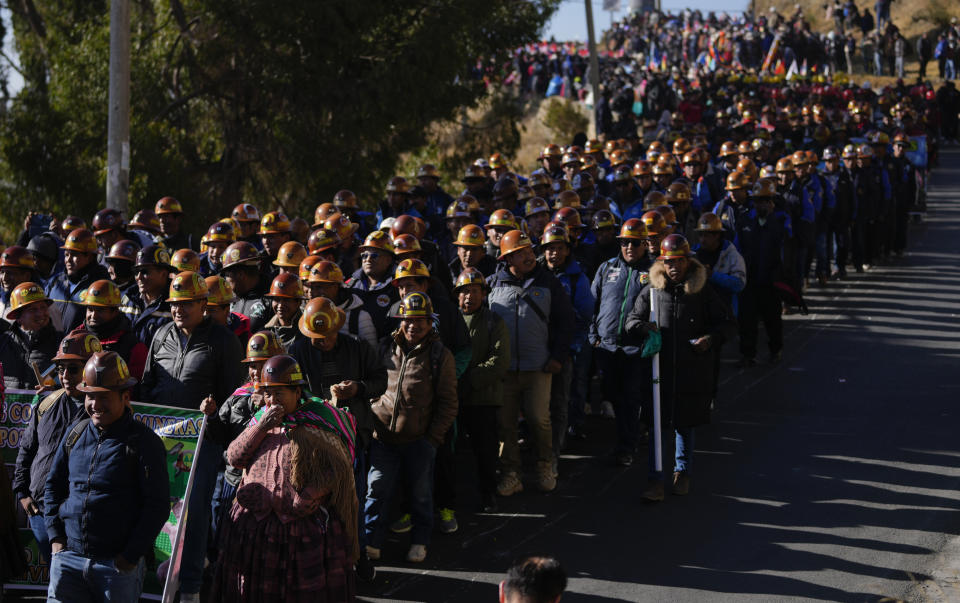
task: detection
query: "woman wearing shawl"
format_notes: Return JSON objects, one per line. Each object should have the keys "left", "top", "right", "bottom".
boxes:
{"left": 212, "top": 354, "right": 358, "bottom": 602}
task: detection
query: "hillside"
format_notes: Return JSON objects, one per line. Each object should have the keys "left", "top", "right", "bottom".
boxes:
{"left": 754, "top": 0, "right": 959, "bottom": 41}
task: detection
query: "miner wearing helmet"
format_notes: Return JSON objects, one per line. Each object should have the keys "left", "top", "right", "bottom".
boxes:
{"left": 72, "top": 279, "right": 147, "bottom": 379}
{"left": 347, "top": 230, "right": 400, "bottom": 339}
{"left": 735, "top": 181, "right": 791, "bottom": 369}
{"left": 43, "top": 351, "right": 169, "bottom": 600}
{"left": 538, "top": 224, "right": 595, "bottom": 459}
{"left": 851, "top": 142, "right": 889, "bottom": 271}
{"left": 46, "top": 229, "right": 111, "bottom": 332}
{"left": 711, "top": 170, "right": 751, "bottom": 238}
{"left": 0, "top": 245, "right": 41, "bottom": 324}
{"left": 220, "top": 241, "right": 273, "bottom": 333}
{"left": 693, "top": 213, "right": 747, "bottom": 311}
{"left": 0, "top": 282, "right": 60, "bottom": 389}
{"left": 141, "top": 271, "right": 243, "bottom": 601}
{"left": 587, "top": 218, "right": 652, "bottom": 459}
{"left": 131, "top": 245, "right": 175, "bottom": 346}
{"left": 288, "top": 296, "right": 387, "bottom": 577}
{"left": 453, "top": 267, "right": 509, "bottom": 513}
{"left": 13, "top": 331, "right": 103, "bottom": 562}
{"left": 488, "top": 230, "right": 576, "bottom": 496}
{"left": 625, "top": 234, "right": 736, "bottom": 502}
{"left": 155, "top": 196, "right": 198, "bottom": 251}
{"left": 365, "top": 292, "right": 458, "bottom": 564}
{"left": 821, "top": 146, "right": 855, "bottom": 279}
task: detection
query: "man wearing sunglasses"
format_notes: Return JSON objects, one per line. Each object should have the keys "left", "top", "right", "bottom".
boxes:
{"left": 587, "top": 219, "right": 653, "bottom": 466}
{"left": 348, "top": 230, "right": 399, "bottom": 339}
{"left": 13, "top": 331, "right": 102, "bottom": 563}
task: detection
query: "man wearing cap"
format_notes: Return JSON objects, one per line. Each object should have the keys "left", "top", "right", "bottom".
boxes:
{"left": 488, "top": 230, "right": 575, "bottom": 495}
{"left": 0, "top": 282, "right": 61, "bottom": 389}
{"left": 198, "top": 221, "right": 236, "bottom": 276}
{"left": 71, "top": 279, "right": 148, "bottom": 380}
{"left": 348, "top": 230, "right": 400, "bottom": 339}
{"left": 0, "top": 245, "right": 41, "bottom": 325}
{"left": 258, "top": 211, "right": 293, "bottom": 264}
{"left": 821, "top": 146, "right": 855, "bottom": 278}
{"left": 588, "top": 219, "right": 653, "bottom": 463}
{"left": 141, "top": 271, "right": 242, "bottom": 602}
{"left": 27, "top": 232, "right": 64, "bottom": 284}
{"left": 447, "top": 224, "right": 497, "bottom": 283}
{"left": 626, "top": 234, "right": 736, "bottom": 501}
{"left": 43, "top": 351, "right": 169, "bottom": 602}
{"left": 416, "top": 164, "right": 454, "bottom": 238}
{"left": 693, "top": 214, "right": 747, "bottom": 312}
{"left": 91, "top": 208, "right": 153, "bottom": 257}
{"left": 155, "top": 196, "right": 198, "bottom": 251}
{"left": 46, "top": 229, "right": 111, "bottom": 332}
{"left": 104, "top": 240, "right": 140, "bottom": 307}
{"left": 14, "top": 332, "right": 102, "bottom": 562}
{"left": 131, "top": 245, "right": 174, "bottom": 346}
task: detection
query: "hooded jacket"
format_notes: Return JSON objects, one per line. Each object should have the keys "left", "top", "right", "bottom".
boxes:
{"left": 625, "top": 259, "right": 736, "bottom": 427}
{"left": 371, "top": 331, "right": 458, "bottom": 447}
{"left": 487, "top": 263, "right": 576, "bottom": 372}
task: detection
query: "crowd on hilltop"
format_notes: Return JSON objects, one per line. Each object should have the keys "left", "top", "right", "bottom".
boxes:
{"left": 0, "top": 5, "right": 958, "bottom": 602}
{"left": 494, "top": 5, "right": 960, "bottom": 107}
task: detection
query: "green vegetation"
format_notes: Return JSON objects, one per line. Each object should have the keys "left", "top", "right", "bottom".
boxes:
{"left": 0, "top": 0, "right": 559, "bottom": 238}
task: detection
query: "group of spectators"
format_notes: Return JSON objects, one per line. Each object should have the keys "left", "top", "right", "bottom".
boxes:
{"left": 0, "top": 7, "right": 953, "bottom": 603}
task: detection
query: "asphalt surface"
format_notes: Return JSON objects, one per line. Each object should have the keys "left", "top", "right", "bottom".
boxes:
{"left": 359, "top": 149, "right": 960, "bottom": 603}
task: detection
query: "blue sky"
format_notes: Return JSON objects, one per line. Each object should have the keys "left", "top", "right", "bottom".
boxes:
{"left": 545, "top": 0, "right": 748, "bottom": 42}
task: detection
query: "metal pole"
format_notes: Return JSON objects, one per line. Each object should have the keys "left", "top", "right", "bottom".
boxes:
{"left": 106, "top": 0, "right": 130, "bottom": 217}
{"left": 584, "top": 0, "right": 602, "bottom": 138}
{"left": 650, "top": 289, "right": 662, "bottom": 472}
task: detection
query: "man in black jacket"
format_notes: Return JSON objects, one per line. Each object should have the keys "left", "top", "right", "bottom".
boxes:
{"left": 291, "top": 296, "right": 387, "bottom": 580}
{"left": 141, "top": 271, "right": 242, "bottom": 602}
{"left": 14, "top": 331, "right": 102, "bottom": 562}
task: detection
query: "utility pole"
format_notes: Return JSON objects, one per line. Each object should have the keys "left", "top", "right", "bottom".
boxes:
{"left": 585, "top": 0, "right": 602, "bottom": 138}
{"left": 106, "top": 0, "right": 130, "bottom": 216}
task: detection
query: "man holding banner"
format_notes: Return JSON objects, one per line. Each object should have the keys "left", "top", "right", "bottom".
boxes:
{"left": 43, "top": 351, "right": 169, "bottom": 602}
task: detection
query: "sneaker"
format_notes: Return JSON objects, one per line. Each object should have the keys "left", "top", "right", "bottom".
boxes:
{"left": 356, "top": 553, "right": 376, "bottom": 582}
{"left": 406, "top": 544, "right": 427, "bottom": 563}
{"left": 438, "top": 508, "right": 458, "bottom": 534}
{"left": 365, "top": 545, "right": 381, "bottom": 561}
{"left": 497, "top": 472, "right": 523, "bottom": 497}
{"left": 641, "top": 480, "right": 664, "bottom": 502}
{"left": 672, "top": 471, "right": 690, "bottom": 496}
{"left": 600, "top": 401, "right": 616, "bottom": 418}
{"left": 390, "top": 513, "right": 412, "bottom": 534}
{"left": 537, "top": 471, "right": 557, "bottom": 492}
{"left": 180, "top": 594, "right": 200, "bottom": 603}
{"left": 736, "top": 356, "right": 756, "bottom": 368}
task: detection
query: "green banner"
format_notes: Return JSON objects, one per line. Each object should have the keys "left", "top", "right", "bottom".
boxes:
{"left": 2, "top": 389, "right": 204, "bottom": 599}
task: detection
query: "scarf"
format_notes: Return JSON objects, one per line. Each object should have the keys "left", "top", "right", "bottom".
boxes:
{"left": 251, "top": 396, "right": 357, "bottom": 463}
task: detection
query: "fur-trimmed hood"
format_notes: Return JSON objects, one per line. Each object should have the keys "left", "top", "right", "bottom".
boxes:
{"left": 649, "top": 258, "right": 708, "bottom": 295}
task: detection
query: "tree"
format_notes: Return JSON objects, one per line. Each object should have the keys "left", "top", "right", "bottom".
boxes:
{"left": 0, "top": 0, "right": 559, "bottom": 239}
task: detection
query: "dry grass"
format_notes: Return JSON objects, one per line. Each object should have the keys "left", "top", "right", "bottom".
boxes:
{"left": 754, "top": 0, "right": 960, "bottom": 41}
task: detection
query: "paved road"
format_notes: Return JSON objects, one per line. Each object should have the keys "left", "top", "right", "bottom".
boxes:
{"left": 359, "top": 149, "right": 960, "bottom": 603}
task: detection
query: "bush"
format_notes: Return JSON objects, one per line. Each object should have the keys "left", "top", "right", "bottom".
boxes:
{"left": 541, "top": 98, "right": 589, "bottom": 146}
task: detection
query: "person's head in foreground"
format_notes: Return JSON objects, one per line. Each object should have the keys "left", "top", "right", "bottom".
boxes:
{"left": 499, "top": 556, "right": 567, "bottom": 603}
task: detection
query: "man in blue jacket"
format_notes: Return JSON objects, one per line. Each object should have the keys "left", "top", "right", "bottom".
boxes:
{"left": 588, "top": 219, "right": 652, "bottom": 466}
{"left": 489, "top": 230, "right": 575, "bottom": 495}
{"left": 538, "top": 224, "right": 595, "bottom": 464}
{"left": 44, "top": 351, "right": 169, "bottom": 602}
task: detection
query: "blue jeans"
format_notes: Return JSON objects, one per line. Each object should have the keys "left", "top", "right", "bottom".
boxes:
{"left": 28, "top": 512, "right": 52, "bottom": 564}
{"left": 647, "top": 426, "right": 695, "bottom": 481}
{"left": 364, "top": 438, "right": 436, "bottom": 548}
{"left": 47, "top": 549, "right": 145, "bottom": 603}
{"left": 180, "top": 438, "right": 223, "bottom": 595}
